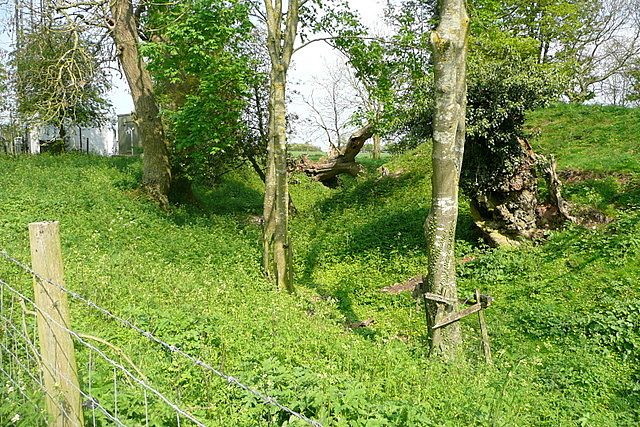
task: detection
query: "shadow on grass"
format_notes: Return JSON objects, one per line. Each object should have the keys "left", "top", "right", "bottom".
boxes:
{"left": 615, "top": 178, "right": 640, "bottom": 207}
{"left": 331, "top": 289, "right": 379, "bottom": 341}
{"left": 194, "top": 178, "right": 264, "bottom": 216}
{"left": 107, "top": 156, "right": 144, "bottom": 193}
{"left": 312, "top": 173, "right": 425, "bottom": 221}
{"left": 295, "top": 167, "right": 480, "bottom": 339}
{"left": 296, "top": 174, "right": 427, "bottom": 285}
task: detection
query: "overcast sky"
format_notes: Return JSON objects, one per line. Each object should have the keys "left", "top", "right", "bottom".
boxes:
{"left": 110, "top": 0, "right": 387, "bottom": 147}
{"left": 0, "top": 0, "right": 386, "bottom": 146}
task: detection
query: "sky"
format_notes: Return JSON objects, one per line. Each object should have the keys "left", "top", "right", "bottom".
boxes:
{"left": 0, "top": 0, "right": 387, "bottom": 147}
{"left": 108, "top": 0, "right": 387, "bottom": 146}
{"left": 287, "top": 0, "right": 387, "bottom": 146}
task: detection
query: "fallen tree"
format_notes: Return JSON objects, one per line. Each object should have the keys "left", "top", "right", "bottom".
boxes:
{"left": 296, "top": 123, "right": 375, "bottom": 185}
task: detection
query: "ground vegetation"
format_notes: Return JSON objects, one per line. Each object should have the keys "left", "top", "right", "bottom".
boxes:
{"left": 1, "top": 103, "right": 638, "bottom": 425}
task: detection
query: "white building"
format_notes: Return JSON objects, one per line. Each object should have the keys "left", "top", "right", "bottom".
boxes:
{"left": 29, "top": 121, "right": 117, "bottom": 156}
{"left": 2, "top": 114, "right": 139, "bottom": 156}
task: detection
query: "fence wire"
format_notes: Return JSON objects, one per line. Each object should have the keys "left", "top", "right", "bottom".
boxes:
{"left": 0, "top": 249, "right": 323, "bottom": 427}
{"left": 1, "top": 300, "right": 146, "bottom": 427}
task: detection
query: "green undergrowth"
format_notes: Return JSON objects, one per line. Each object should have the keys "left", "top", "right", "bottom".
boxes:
{"left": 527, "top": 103, "right": 640, "bottom": 216}
{"left": 1, "top": 103, "right": 639, "bottom": 426}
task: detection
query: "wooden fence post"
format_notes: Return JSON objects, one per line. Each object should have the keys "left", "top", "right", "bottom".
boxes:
{"left": 29, "top": 221, "right": 84, "bottom": 427}
{"left": 475, "top": 289, "right": 492, "bottom": 365}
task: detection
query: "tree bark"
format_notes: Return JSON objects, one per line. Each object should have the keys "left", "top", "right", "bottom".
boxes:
{"left": 372, "top": 133, "right": 381, "bottom": 159}
{"left": 414, "top": 0, "right": 469, "bottom": 359}
{"left": 262, "top": 0, "right": 299, "bottom": 292}
{"left": 469, "top": 138, "right": 539, "bottom": 246}
{"left": 468, "top": 140, "right": 576, "bottom": 247}
{"left": 109, "top": 0, "right": 171, "bottom": 210}
{"left": 297, "top": 123, "right": 374, "bottom": 185}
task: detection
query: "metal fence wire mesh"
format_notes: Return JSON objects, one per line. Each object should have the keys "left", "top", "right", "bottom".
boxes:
{"left": 0, "top": 249, "right": 322, "bottom": 426}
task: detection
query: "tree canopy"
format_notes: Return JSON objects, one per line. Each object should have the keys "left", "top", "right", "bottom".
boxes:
{"left": 141, "top": 0, "right": 258, "bottom": 183}
{"left": 11, "top": 24, "right": 110, "bottom": 131}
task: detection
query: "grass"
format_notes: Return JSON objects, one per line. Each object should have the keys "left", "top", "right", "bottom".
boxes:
{"left": 1, "top": 103, "right": 639, "bottom": 425}
{"left": 527, "top": 103, "right": 640, "bottom": 215}
{"left": 526, "top": 103, "right": 640, "bottom": 174}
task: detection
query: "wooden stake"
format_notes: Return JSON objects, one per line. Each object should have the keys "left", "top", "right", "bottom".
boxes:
{"left": 29, "top": 221, "right": 84, "bottom": 427}
{"left": 476, "top": 289, "right": 493, "bottom": 365}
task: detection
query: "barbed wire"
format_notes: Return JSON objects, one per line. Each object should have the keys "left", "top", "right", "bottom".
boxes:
{"left": 0, "top": 308, "right": 130, "bottom": 427}
{"left": 0, "top": 249, "right": 324, "bottom": 426}
{"left": 0, "top": 276, "right": 204, "bottom": 426}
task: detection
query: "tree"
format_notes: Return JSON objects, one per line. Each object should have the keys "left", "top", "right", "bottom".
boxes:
{"left": 41, "top": 0, "right": 172, "bottom": 207}
{"left": 491, "top": 0, "right": 640, "bottom": 103}
{"left": 411, "top": 0, "right": 468, "bottom": 358}
{"left": 296, "top": 122, "right": 374, "bottom": 184}
{"left": 106, "top": 0, "right": 172, "bottom": 209}
{"left": 384, "top": 0, "right": 572, "bottom": 246}
{"left": 340, "top": 57, "right": 386, "bottom": 159}
{"left": 301, "top": 59, "right": 357, "bottom": 156}
{"left": 461, "top": 57, "right": 565, "bottom": 245}
{"left": 259, "top": 0, "right": 363, "bottom": 288}
{"left": 11, "top": 23, "right": 110, "bottom": 151}
{"left": 261, "top": 0, "right": 302, "bottom": 292}
{"left": 295, "top": 61, "right": 381, "bottom": 183}
{"left": 141, "top": 0, "right": 257, "bottom": 192}
{"left": 626, "top": 61, "right": 640, "bottom": 104}
{"left": 294, "top": 9, "right": 400, "bottom": 182}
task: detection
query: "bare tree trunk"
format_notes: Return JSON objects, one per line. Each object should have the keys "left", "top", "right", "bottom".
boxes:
{"left": 109, "top": 0, "right": 171, "bottom": 210}
{"left": 58, "top": 122, "right": 67, "bottom": 153}
{"left": 415, "top": 0, "right": 469, "bottom": 358}
{"left": 469, "top": 139, "right": 539, "bottom": 246}
{"left": 263, "top": 129, "right": 277, "bottom": 278}
{"left": 262, "top": 0, "right": 299, "bottom": 292}
{"left": 270, "top": 65, "right": 293, "bottom": 290}
{"left": 372, "top": 133, "right": 381, "bottom": 159}
{"left": 468, "top": 140, "right": 577, "bottom": 247}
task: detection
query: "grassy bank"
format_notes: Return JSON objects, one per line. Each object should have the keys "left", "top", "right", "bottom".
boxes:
{"left": 1, "top": 103, "right": 639, "bottom": 425}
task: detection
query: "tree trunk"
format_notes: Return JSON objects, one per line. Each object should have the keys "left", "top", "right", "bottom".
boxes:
{"left": 296, "top": 123, "right": 374, "bottom": 185}
{"left": 372, "top": 133, "right": 381, "bottom": 159}
{"left": 468, "top": 140, "right": 576, "bottom": 247}
{"left": 469, "top": 138, "right": 539, "bottom": 246}
{"left": 109, "top": 0, "right": 171, "bottom": 210}
{"left": 262, "top": 0, "right": 299, "bottom": 292}
{"left": 414, "top": 0, "right": 469, "bottom": 359}
{"left": 58, "top": 122, "right": 67, "bottom": 153}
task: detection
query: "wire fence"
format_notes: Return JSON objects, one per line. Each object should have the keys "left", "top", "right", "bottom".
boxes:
{"left": 0, "top": 247, "right": 323, "bottom": 427}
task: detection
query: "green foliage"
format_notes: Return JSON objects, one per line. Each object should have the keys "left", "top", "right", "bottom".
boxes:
{"left": 472, "top": 0, "right": 638, "bottom": 102}
{"left": 380, "top": 0, "right": 565, "bottom": 197}
{"left": 461, "top": 56, "right": 563, "bottom": 195}
{"left": 628, "top": 62, "right": 640, "bottom": 103}
{"left": 1, "top": 104, "right": 640, "bottom": 424}
{"left": 141, "top": 0, "right": 257, "bottom": 182}
{"left": 326, "top": 1, "right": 431, "bottom": 133}
{"left": 0, "top": 379, "right": 47, "bottom": 425}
